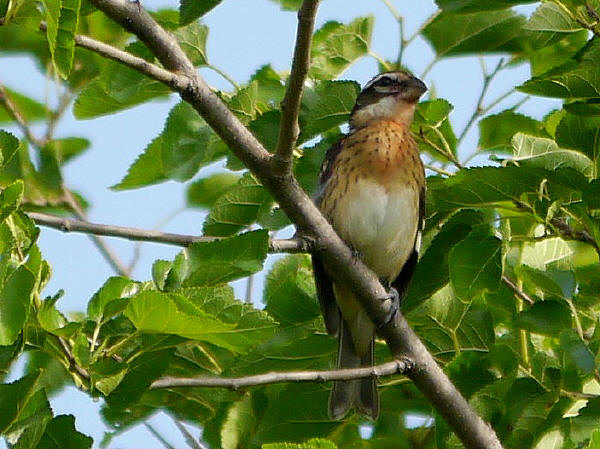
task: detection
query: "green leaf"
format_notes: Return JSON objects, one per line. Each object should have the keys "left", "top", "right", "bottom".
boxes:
{"left": 74, "top": 42, "right": 170, "bottom": 119}
{"left": 423, "top": 9, "right": 526, "bottom": 57}
{"left": 0, "top": 88, "right": 48, "bottom": 124}
{"left": 309, "top": 17, "right": 373, "bottom": 80}
{"left": 0, "top": 265, "right": 35, "bottom": 345}
{"left": 249, "top": 110, "right": 281, "bottom": 151}
{"left": 114, "top": 102, "right": 227, "bottom": 189}
{"left": 413, "top": 99, "right": 457, "bottom": 160}
{"left": 267, "top": 0, "right": 303, "bottom": 10}
{"left": 404, "top": 210, "right": 485, "bottom": 312}
{"left": 585, "top": 429, "right": 600, "bottom": 449}
{"left": 124, "top": 290, "right": 237, "bottom": 344}
{"left": 174, "top": 21, "right": 208, "bottom": 65}
{"left": 44, "top": 137, "right": 90, "bottom": 164}
{"left": 264, "top": 254, "right": 318, "bottom": 325}
{"left": 560, "top": 329, "right": 595, "bottom": 376}
{"left": 0, "top": 373, "right": 52, "bottom": 443}
{"left": 518, "top": 38, "right": 600, "bottom": 99}
{"left": 179, "top": 0, "right": 221, "bottom": 25}
{"left": 510, "top": 133, "right": 593, "bottom": 177}
{"left": 449, "top": 225, "right": 502, "bottom": 300}
{"left": 87, "top": 276, "right": 142, "bottom": 322}
{"left": 555, "top": 112, "right": 600, "bottom": 175}
{"left": 112, "top": 137, "right": 167, "bottom": 190}
{"left": 263, "top": 438, "right": 338, "bottom": 449}
{"left": 295, "top": 131, "right": 342, "bottom": 196}
{"left": 299, "top": 80, "right": 360, "bottom": 141}
{"left": 168, "top": 230, "right": 269, "bottom": 287}
{"left": 203, "top": 174, "right": 272, "bottom": 237}
{"left": 177, "top": 285, "right": 277, "bottom": 351}
{"left": 524, "top": 2, "right": 581, "bottom": 33}
{"left": 478, "top": 111, "right": 544, "bottom": 152}
{"left": 222, "top": 395, "right": 256, "bottom": 449}
{"left": 528, "top": 31, "right": 589, "bottom": 77}
{"left": 430, "top": 166, "right": 587, "bottom": 214}
{"left": 0, "top": 130, "right": 19, "bottom": 168}
{"left": 0, "top": 180, "right": 24, "bottom": 221}
{"left": 514, "top": 265, "right": 565, "bottom": 298}
{"left": 435, "top": 0, "right": 537, "bottom": 12}
{"left": 35, "top": 415, "right": 92, "bottom": 449}
{"left": 514, "top": 300, "right": 571, "bottom": 335}
{"left": 569, "top": 398, "right": 600, "bottom": 446}
{"left": 43, "top": 0, "right": 81, "bottom": 79}
{"left": 187, "top": 173, "right": 241, "bottom": 208}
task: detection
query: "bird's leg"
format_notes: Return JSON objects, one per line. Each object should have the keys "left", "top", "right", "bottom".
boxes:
{"left": 375, "top": 284, "right": 400, "bottom": 329}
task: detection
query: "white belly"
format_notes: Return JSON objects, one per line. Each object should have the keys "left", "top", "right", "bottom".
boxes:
{"left": 330, "top": 179, "right": 418, "bottom": 282}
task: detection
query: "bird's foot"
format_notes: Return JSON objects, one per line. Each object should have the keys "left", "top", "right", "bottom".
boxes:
{"left": 376, "top": 287, "right": 399, "bottom": 329}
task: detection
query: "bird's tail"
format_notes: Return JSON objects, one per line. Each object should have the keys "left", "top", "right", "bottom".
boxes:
{"left": 329, "top": 319, "right": 379, "bottom": 420}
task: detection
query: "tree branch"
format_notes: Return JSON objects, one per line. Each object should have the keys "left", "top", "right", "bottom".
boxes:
{"left": 27, "top": 211, "right": 309, "bottom": 253}
{"left": 151, "top": 359, "right": 411, "bottom": 390}
{"left": 272, "top": 0, "right": 319, "bottom": 174}
{"left": 85, "top": 2, "right": 504, "bottom": 447}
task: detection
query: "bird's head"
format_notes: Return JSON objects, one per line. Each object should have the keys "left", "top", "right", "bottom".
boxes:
{"left": 349, "top": 71, "right": 427, "bottom": 129}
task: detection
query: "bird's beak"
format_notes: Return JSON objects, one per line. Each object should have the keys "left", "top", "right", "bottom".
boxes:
{"left": 405, "top": 77, "right": 427, "bottom": 102}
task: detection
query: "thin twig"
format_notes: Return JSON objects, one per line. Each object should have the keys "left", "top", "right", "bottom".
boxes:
{"left": 424, "top": 163, "right": 453, "bottom": 177}
{"left": 457, "top": 58, "right": 505, "bottom": 146}
{"left": 61, "top": 187, "right": 131, "bottom": 276}
{"left": 144, "top": 423, "right": 177, "bottom": 449}
{"left": 502, "top": 275, "right": 534, "bottom": 305}
{"left": 0, "top": 82, "right": 48, "bottom": 148}
{"left": 55, "top": 336, "right": 91, "bottom": 383}
{"left": 173, "top": 420, "right": 205, "bottom": 449}
{"left": 27, "top": 211, "right": 310, "bottom": 253}
{"left": 273, "top": 0, "right": 319, "bottom": 174}
{"left": 151, "top": 359, "right": 412, "bottom": 390}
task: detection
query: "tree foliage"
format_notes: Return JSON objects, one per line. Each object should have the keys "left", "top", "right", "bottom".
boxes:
{"left": 1, "top": 0, "right": 600, "bottom": 448}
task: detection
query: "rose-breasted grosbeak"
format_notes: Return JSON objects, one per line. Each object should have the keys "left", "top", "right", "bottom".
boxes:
{"left": 312, "top": 71, "right": 427, "bottom": 420}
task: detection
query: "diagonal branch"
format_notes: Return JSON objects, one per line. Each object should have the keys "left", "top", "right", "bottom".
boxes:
{"left": 27, "top": 211, "right": 309, "bottom": 253}
{"left": 272, "top": 0, "right": 319, "bottom": 174}
{"left": 84, "top": 2, "right": 503, "bottom": 448}
{"left": 151, "top": 359, "right": 411, "bottom": 390}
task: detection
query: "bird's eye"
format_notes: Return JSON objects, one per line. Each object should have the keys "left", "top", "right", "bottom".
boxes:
{"left": 376, "top": 77, "right": 394, "bottom": 87}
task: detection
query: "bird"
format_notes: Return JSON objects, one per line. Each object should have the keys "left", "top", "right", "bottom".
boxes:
{"left": 311, "top": 71, "right": 427, "bottom": 420}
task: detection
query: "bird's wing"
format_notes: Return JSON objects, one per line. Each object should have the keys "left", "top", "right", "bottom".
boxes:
{"left": 312, "top": 137, "right": 346, "bottom": 336}
{"left": 391, "top": 185, "right": 426, "bottom": 298}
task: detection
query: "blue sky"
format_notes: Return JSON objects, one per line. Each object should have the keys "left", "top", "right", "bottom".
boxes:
{"left": 0, "top": 0, "right": 559, "bottom": 447}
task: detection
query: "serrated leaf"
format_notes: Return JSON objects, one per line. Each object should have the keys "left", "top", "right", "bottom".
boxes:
{"left": 263, "top": 438, "right": 338, "bottom": 449}
{"left": 177, "top": 285, "right": 277, "bottom": 350}
{"left": 264, "top": 254, "right": 318, "bottom": 325}
{"left": 555, "top": 112, "right": 600, "bottom": 176}
{"left": 179, "top": 0, "right": 221, "bottom": 25}
{"left": 309, "top": 17, "right": 373, "bottom": 80}
{"left": 528, "top": 31, "right": 589, "bottom": 77}
{"left": 413, "top": 99, "right": 457, "bottom": 160}
{"left": 43, "top": 0, "right": 81, "bottom": 79}
{"left": 203, "top": 174, "right": 272, "bottom": 237}
{"left": 518, "top": 38, "right": 600, "bottom": 99}
{"left": 124, "top": 291, "right": 239, "bottom": 346}
{"left": 524, "top": 2, "right": 581, "bottom": 33}
{"left": 423, "top": 9, "right": 526, "bottom": 57}
{"left": 560, "top": 329, "right": 595, "bottom": 376}
{"left": 114, "top": 102, "right": 227, "bottom": 189}
{"left": 112, "top": 137, "right": 166, "bottom": 190}
{"left": 430, "top": 166, "right": 587, "bottom": 214}
{"left": 510, "top": 133, "right": 593, "bottom": 177}
{"left": 514, "top": 265, "right": 565, "bottom": 298}
{"left": 449, "top": 225, "right": 502, "bottom": 300}
{"left": 435, "top": 0, "right": 537, "bottom": 12}
{"left": 299, "top": 80, "right": 360, "bottom": 141}
{"left": 168, "top": 230, "right": 269, "bottom": 287}
{"left": 44, "top": 137, "right": 90, "bottom": 164}
{"left": 0, "top": 372, "right": 52, "bottom": 441}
